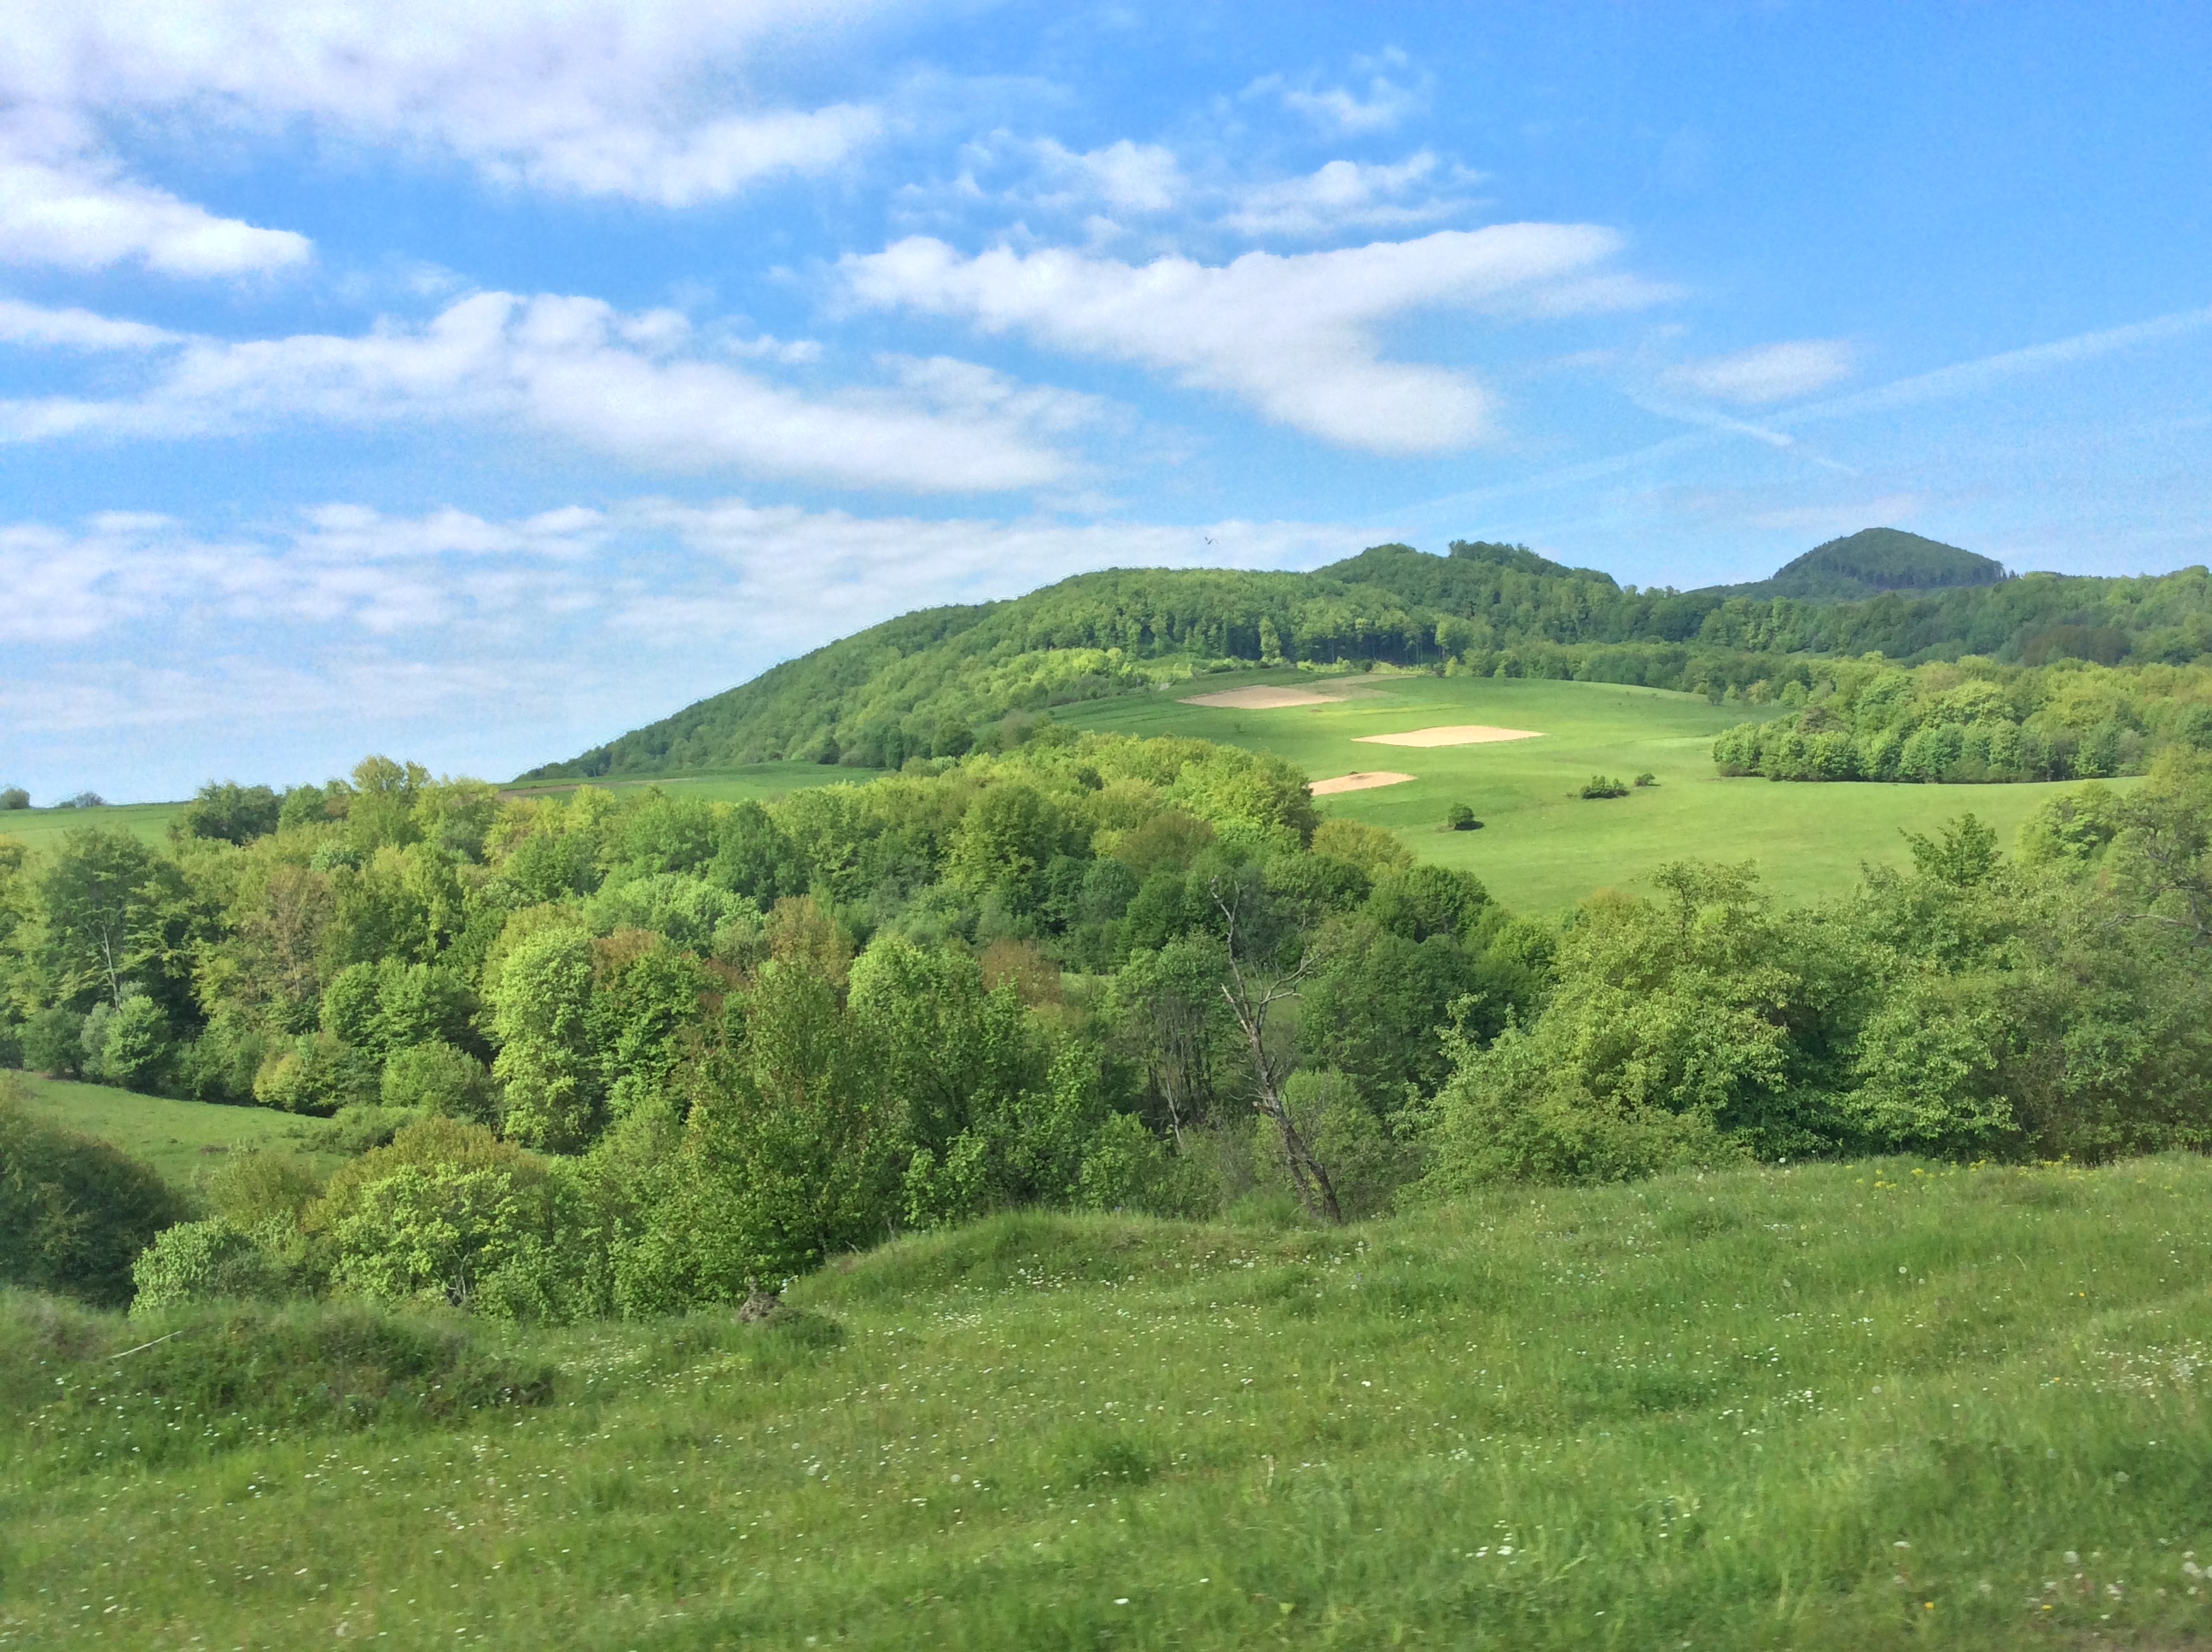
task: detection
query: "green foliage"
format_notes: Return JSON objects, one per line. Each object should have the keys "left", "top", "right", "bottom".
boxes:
{"left": 380, "top": 1038, "right": 498, "bottom": 1122}
{"left": 1580, "top": 774, "right": 1631, "bottom": 798}
{"left": 487, "top": 927, "right": 602, "bottom": 1151}
{"left": 79, "top": 992, "right": 172, "bottom": 1089}
{"left": 1709, "top": 654, "right": 2212, "bottom": 782}
{"left": 21, "top": 1004, "right": 86, "bottom": 1076}
{"left": 0, "top": 785, "right": 28, "bottom": 810}
{"left": 170, "top": 781, "right": 282, "bottom": 846}
{"left": 0, "top": 1083, "right": 189, "bottom": 1305}
{"left": 1737, "top": 526, "right": 2006, "bottom": 601}
{"left": 129, "top": 1218, "right": 291, "bottom": 1312}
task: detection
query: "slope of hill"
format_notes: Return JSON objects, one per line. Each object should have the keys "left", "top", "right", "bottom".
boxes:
{"left": 524, "top": 537, "right": 2212, "bottom": 781}
{"left": 1704, "top": 526, "right": 2009, "bottom": 600}
{"left": 15, "top": 1157, "right": 2212, "bottom": 1648}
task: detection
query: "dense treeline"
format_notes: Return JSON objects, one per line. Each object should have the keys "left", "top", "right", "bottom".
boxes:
{"left": 1712, "top": 656, "right": 2212, "bottom": 782}
{"left": 11, "top": 736, "right": 2212, "bottom": 1322}
{"left": 528, "top": 538, "right": 2212, "bottom": 781}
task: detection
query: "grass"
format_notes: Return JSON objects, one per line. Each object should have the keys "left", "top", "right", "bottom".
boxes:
{"left": 4, "top": 1071, "right": 340, "bottom": 1192}
{"left": 1064, "top": 671, "right": 2128, "bottom": 913}
{"left": 7, "top": 1155, "right": 2212, "bottom": 1649}
{"left": 499, "top": 759, "right": 891, "bottom": 805}
{"left": 0, "top": 800, "right": 184, "bottom": 852}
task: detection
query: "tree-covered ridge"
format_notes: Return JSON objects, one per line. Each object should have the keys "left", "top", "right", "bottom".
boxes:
{"left": 1706, "top": 526, "right": 2007, "bottom": 601}
{"left": 526, "top": 538, "right": 2212, "bottom": 782}
{"left": 1712, "top": 655, "right": 2212, "bottom": 782}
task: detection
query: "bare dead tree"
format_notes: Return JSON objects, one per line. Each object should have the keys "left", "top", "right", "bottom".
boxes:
{"left": 1211, "top": 876, "right": 1342, "bottom": 1224}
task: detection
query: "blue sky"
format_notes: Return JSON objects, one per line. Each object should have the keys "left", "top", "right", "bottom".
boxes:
{"left": 2, "top": 0, "right": 2208, "bottom": 800}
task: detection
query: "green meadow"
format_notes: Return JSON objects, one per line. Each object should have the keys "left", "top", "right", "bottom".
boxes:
{"left": 6, "top": 1072, "right": 339, "bottom": 1190}
{"left": 1068, "top": 672, "right": 2116, "bottom": 912}
{"left": 498, "top": 759, "right": 892, "bottom": 806}
{"left": 9, "top": 1155, "right": 2212, "bottom": 1649}
{"left": 0, "top": 800, "right": 185, "bottom": 852}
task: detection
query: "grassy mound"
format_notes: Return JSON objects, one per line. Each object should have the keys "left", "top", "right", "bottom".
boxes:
{"left": 7, "top": 1157, "right": 2212, "bottom": 1647}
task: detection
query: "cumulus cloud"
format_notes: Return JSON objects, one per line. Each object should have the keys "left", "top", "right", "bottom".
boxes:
{"left": 0, "top": 497, "right": 1377, "bottom": 790}
{"left": 3, "top": 0, "right": 892, "bottom": 211}
{"left": 1246, "top": 52, "right": 1429, "bottom": 135}
{"left": 0, "top": 293, "right": 1086, "bottom": 492}
{"left": 0, "top": 141, "right": 313, "bottom": 276}
{"left": 843, "top": 225, "right": 1666, "bottom": 452}
{"left": 1220, "top": 152, "right": 1470, "bottom": 238}
{"left": 0, "top": 298, "right": 183, "bottom": 350}
{"left": 1664, "top": 339, "right": 1856, "bottom": 404}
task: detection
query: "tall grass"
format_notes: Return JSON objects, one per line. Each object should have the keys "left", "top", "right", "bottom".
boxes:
{"left": 6, "top": 1156, "right": 2212, "bottom": 1647}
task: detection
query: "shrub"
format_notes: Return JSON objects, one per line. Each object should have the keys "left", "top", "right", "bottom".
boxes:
{"left": 80, "top": 994, "right": 172, "bottom": 1091}
{"left": 1580, "top": 776, "right": 1631, "bottom": 800}
{"left": 1633, "top": 771, "right": 1657, "bottom": 788}
{"left": 1444, "top": 802, "right": 1481, "bottom": 831}
{"left": 131, "top": 1219, "right": 290, "bottom": 1313}
{"left": 0, "top": 786, "right": 27, "bottom": 810}
{"left": 21, "top": 1006, "right": 86, "bottom": 1077}
{"left": 380, "top": 1040, "right": 498, "bottom": 1124}
{"left": 0, "top": 1085, "right": 190, "bottom": 1306}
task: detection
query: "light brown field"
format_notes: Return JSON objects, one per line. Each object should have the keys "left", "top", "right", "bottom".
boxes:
{"left": 1309, "top": 771, "right": 1415, "bottom": 795}
{"left": 1353, "top": 724, "right": 1543, "bottom": 747}
{"left": 1179, "top": 685, "right": 1353, "bottom": 709}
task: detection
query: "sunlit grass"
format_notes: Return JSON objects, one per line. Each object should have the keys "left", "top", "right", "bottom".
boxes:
{"left": 7, "top": 1155, "right": 2212, "bottom": 1649}
{"left": 5, "top": 1070, "right": 341, "bottom": 1191}
{"left": 1066, "top": 671, "right": 2130, "bottom": 913}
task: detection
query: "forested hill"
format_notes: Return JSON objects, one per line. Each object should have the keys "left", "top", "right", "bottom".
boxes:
{"left": 524, "top": 537, "right": 2212, "bottom": 780}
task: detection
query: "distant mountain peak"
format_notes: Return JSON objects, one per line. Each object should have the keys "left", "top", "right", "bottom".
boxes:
{"left": 1767, "top": 528, "right": 2006, "bottom": 598}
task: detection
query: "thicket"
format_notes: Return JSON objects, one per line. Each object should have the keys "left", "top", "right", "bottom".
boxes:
{"left": 11, "top": 732, "right": 2212, "bottom": 1323}
{"left": 1713, "top": 654, "right": 2212, "bottom": 782}
{"left": 527, "top": 539, "right": 2212, "bottom": 781}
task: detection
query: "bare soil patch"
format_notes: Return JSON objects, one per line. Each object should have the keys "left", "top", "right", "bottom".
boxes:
{"left": 1310, "top": 771, "right": 1416, "bottom": 795}
{"left": 1179, "top": 685, "right": 1353, "bottom": 709}
{"left": 1354, "top": 724, "right": 1543, "bottom": 747}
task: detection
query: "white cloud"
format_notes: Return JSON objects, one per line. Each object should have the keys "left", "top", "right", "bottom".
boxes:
{"left": 0, "top": 298, "right": 183, "bottom": 350}
{"left": 0, "top": 143, "right": 312, "bottom": 276}
{"left": 1220, "top": 152, "right": 1468, "bottom": 238}
{"left": 3, "top": 0, "right": 894, "bottom": 211}
{"left": 1246, "top": 55, "right": 1427, "bottom": 136}
{"left": 0, "top": 497, "right": 1382, "bottom": 793}
{"left": 0, "top": 292, "right": 1086, "bottom": 492}
{"left": 1053, "top": 139, "right": 1186, "bottom": 214}
{"left": 842, "top": 226, "right": 1666, "bottom": 452}
{"left": 1665, "top": 340, "right": 1856, "bottom": 404}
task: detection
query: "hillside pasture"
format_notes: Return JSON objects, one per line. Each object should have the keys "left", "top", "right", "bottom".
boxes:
{"left": 5, "top": 1071, "right": 335, "bottom": 1191}
{"left": 499, "top": 758, "right": 891, "bottom": 806}
{"left": 0, "top": 799, "right": 185, "bottom": 852}
{"left": 8, "top": 1155, "right": 2212, "bottom": 1649}
{"left": 1067, "top": 672, "right": 2123, "bottom": 911}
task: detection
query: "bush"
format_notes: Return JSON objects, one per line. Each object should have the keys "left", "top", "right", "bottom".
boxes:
{"left": 131, "top": 1219, "right": 290, "bottom": 1313}
{"left": 380, "top": 1040, "right": 499, "bottom": 1123}
{"left": 1633, "top": 771, "right": 1657, "bottom": 788}
{"left": 1443, "top": 802, "right": 1481, "bottom": 831}
{"left": 0, "top": 1085, "right": 190, "bottom": 1306}
{"left": 1580, "top": 776, "right": 1631, "bottom": 800}
{"left": 0, "top": 785, "right": 27, "bottom": 810}
{"left": 21, "top": 1006, "right": 86, "bottom": 1077}
{"left": 80, "top": 994, "right": 172, "bottom": 1091}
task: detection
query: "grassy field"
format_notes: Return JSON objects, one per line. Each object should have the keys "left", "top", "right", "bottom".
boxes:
{"left": 0, "top": 800, "right": 184, "bottom": 852}
{"left": 500, "top": 759, "right": 892, "bottom": 806}
{"left": 1066, "top": 672, "right": 2121, "bottom": 913}
{"left": 7, "top": 1155, "right": 2211, "bottom": 1649}
{"left": 5, "top": 1071, "right": 336, "bottom": 1191}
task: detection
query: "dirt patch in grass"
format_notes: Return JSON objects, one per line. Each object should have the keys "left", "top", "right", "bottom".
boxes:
{"left": 1353, "top": 724, "right": 1543, "bottom": 747}
{"left": 1180, "top": 685, "right": 1359, "bottom": 709}
{"left": 1311, "top": 771, "right": 1415, "bottom": 795}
